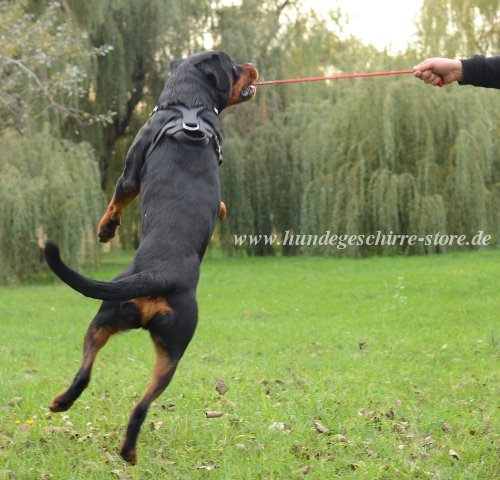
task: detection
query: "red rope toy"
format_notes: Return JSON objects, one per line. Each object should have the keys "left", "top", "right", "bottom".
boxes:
{"left": 253, "top": 69, "right": 444, "bottom": 87}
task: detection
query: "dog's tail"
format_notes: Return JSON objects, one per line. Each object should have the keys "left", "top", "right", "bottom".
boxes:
{"left": 44, "top": 241, "right": 167, "bottom": 302}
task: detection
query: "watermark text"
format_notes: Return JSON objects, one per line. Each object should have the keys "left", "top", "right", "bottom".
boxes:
{"left": 233, "top": 230, "right": 492, "bottom": 249}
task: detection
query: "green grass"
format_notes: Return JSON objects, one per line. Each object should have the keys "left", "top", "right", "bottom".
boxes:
{"left": 0, "top": 251, "right": 498, "bottom": 479}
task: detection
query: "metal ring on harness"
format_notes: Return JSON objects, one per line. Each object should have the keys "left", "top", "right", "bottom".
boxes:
{"left": 182, "top": 121, "right": 200, "bottom": 131}
{"left": 148, "top": 105, "right": 223, "bottom": 164}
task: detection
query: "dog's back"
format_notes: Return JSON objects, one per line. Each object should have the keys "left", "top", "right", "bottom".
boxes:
{"left": 138, "top": 134, "right": 221, "bottom": 263}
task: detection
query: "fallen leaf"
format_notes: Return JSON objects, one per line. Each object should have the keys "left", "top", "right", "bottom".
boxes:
{"left": 314, "top": 421, "right": 329, "bottom": 434}
{"left": 393, "top": 421, "right": 409, "bottom": 432}
{"left": 385, "top": 409, "right": 395, "bottom": 420}
{"left": 151, "top": 420, "right": 164, "bottom": 430}
{"left": 269, "top": 421, "right": 290, "bottom": 433}
{"left": 448, "top": 449, "right": 460, "bottom": 460}
{"left": 205, "top": 411, "right": 223, "bottom": 418}
{"left": 332, "top": 434, "right": 347, "bottom": 443}
{"left": 195, "top": 461, "right": 219, "bottom": 471}
{"left": 111, "top": 469, "right": 133, "bottom": 480}
{"left": 296, "top": 465, "right": 310, "bottom": 475}
{"left": 423, "top": 436, "right": 433, "bottom": 447}
{"left": 77, "top": 434, "right": 93, "bottom": 443}
{"left": 8, "top": 397, "right": 23, "bottom": 407}
{"left": 215, "top": 379, "right": 229, "bottom": 396}
{"left": 103, "top": 451, "right": 115, "bottom": 463}
{"left": 441, "top": 422, "right": 452, "bottom": 433}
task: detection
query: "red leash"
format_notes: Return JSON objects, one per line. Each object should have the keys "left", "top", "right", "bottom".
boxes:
{"left": 253, "top": 69, "right": 443, "bottom": 87}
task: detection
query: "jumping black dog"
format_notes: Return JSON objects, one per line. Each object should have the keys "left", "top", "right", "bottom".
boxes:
{"left": 44, "top": 51, "right": 258, "bottom": 464}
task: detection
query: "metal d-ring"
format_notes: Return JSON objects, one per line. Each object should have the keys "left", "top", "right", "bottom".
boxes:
{"left": 182, "top": 122, "right": 200, "bottom": 131}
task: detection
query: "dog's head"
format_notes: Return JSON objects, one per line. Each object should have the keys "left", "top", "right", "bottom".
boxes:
{"left": 168, "top": 51, "right": 259, "bottom": 112}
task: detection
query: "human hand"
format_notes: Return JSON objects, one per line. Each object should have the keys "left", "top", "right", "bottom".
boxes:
{"left": 413, "top": 58, "right": 463, "bottom": 86}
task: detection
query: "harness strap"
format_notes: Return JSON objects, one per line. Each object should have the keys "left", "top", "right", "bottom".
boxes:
{"left": 146, "top": 105, "right": 223, "bottom": 164}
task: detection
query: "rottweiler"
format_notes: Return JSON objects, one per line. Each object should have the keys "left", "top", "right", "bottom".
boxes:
{"left": 44, "top": 51, "right": 258, "bottom": 464}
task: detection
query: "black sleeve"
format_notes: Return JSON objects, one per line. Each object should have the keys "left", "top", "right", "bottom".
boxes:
{"left": 459, "top": 55, "right": 500, "bottom": 89}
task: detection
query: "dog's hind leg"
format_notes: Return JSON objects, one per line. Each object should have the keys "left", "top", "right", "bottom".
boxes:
{"left": 49, "top": 300, "right": 141, "bottom": 412}
{"left": 119, "top": 294, "right": 198, "bottom": 465}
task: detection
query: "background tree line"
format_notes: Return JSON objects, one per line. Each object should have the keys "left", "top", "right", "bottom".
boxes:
{"left": 0, "top": 0, "right": 498, "bottom": 282}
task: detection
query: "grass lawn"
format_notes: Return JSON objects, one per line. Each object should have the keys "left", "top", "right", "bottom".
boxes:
{"left": 0, "top": 250, "right": 498, "bottom": 479}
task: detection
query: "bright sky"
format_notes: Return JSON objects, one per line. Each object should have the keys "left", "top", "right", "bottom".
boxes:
{"left": 305, "top": 0, "right": 423, "bottom": 52}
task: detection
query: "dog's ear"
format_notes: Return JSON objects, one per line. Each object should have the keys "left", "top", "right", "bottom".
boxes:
{"left": 170, "top": 59, "right": 183, "bottom": 72}
{"left": 194, "top": 53, "right": 230, "bottom": 93}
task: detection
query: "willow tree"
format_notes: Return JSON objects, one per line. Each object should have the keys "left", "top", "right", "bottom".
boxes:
{"left": 0, "top": 129, "right": 103, "bottom": 283}
{"left": 0, "top": 3, "right": 104, "bottom": 283}
{"left": 417, "top": 0, "right": 499, "bottom": 57}
{"left": 291, "top": 79, "right": 499, "bottom": 256}
{"left": 217, "top": 0, "right": 498, "bottom": 256}
{"left": 0, "top": 2, "right": 96, "bottom": 132}
{"left": 217, "top": 3, "right": 349, "bottom": 255}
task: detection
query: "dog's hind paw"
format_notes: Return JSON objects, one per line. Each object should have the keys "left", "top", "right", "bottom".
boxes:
{"left": 120, "top": 445, "right": 137, "bottom": 465}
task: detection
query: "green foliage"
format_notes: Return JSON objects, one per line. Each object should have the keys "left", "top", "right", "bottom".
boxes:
{"left": 416, "top": 0, "right": 500, "bottom": 56}
{"left": 0, "top": 2, "right": 99, "bottom": 131}
{"left": 220, "top": 57, "right": 499, "bottom": 256}
{"left": 215, "top": 3, "right": 490, "bottom": 256}
{"left": 0, "top": 129, "right": 103, "bottom": 284}
{"left": 1, "top": 0, "right": 498, "bottom": 263}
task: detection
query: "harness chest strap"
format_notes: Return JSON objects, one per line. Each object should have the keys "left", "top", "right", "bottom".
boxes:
{"left": 146, "top": 105, "right": 223, "bottom": 164}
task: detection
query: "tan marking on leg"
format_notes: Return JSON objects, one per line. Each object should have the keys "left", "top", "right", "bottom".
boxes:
{"left": 131, "top": 297, "right": 172, "bottom": 326}
{"left": 98, "top": 193, "right": 137, "bottom": 241}
{"left": 144, "top": 345, "right": 174, "bottom": 401}
{"left": 219, "top": 201, "right": 227, "bottom": 220}
{"left": 50, "top": 327, "right": 117, "bottom": 412}
{"left": 81, "top": 328, "right": 115, "bottom": 370}
{"left": 120, "top": 345, "right": 176, "bottom": 464}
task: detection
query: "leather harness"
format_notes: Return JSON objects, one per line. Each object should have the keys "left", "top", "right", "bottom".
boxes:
{"left": 146, "top": 105, "right": 223, "bottom": 165}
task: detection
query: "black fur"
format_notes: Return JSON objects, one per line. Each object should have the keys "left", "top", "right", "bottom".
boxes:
{"left": 43, "top": 51, "right": 258, "bottom": 464}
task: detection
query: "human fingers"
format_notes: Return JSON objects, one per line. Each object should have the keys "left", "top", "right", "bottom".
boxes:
{"left": 413, "top": 59, "right": 433, "bottom": 73}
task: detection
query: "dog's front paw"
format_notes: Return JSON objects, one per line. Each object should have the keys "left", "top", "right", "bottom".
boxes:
{"left": 98, "top": 217, "right": 120, "bottom": 243}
